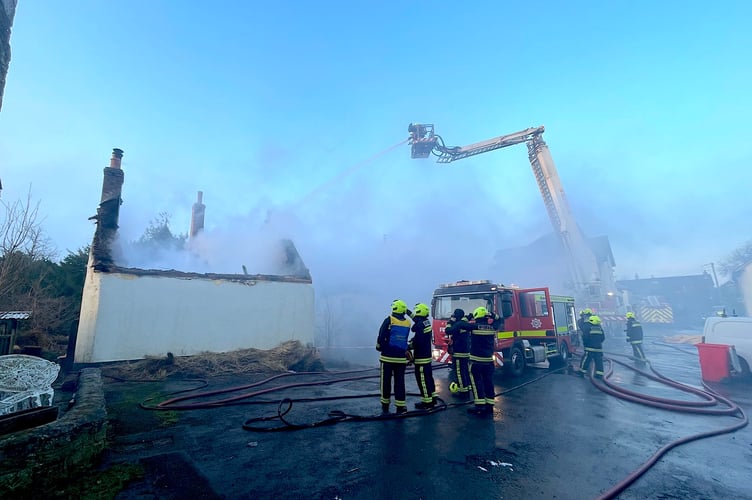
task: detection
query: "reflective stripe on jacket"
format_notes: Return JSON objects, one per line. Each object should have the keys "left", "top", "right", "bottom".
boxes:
{"left": 469, "top": 314, "right": 502, "bottom": 362}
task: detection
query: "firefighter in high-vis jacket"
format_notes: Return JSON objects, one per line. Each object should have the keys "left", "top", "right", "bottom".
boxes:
{"left": 468, "top": 306, "right": 502, "bottom": 416}
{"left": 445, "top": 308, "right": 472, "bottom": 398}
{"left": 376, "top": 299, "right": 411, "bottom": 414}
{"left": 408, "top": 303, "right": 438, "bottom": 409}
{"left": 577, "top": 315, "right": 605, "bottom": 378}
{"left": 625, "top": 312, "right": 646, "bottom": 362}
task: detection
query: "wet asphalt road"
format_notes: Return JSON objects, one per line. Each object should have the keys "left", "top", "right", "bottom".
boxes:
{"left": 103, "top": 327, "right": 752, "bottom": 500}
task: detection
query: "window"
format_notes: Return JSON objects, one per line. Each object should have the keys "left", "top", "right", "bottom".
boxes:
{"left": 552, "top": 301, "right": 571, "bottom": 334}
{"left": 433, "top": 294, "right": 494, "bottom": 319}
{"left": 519, "top": 291, "right": 549, "bottom": 317}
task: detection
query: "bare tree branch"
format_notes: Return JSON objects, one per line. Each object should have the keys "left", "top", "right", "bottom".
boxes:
{"left": 0, "top": 186, "right": 53, "bottom": 306}
{"left": 720, "top": 240, "right": 752, "bottom": 278}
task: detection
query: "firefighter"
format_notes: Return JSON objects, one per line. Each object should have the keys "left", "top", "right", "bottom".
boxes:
{"left": 625, "top": 312, "right": 646, "bottom": 362}
{"left": 445, "top": 308, "right": 472, "bottom": 398}
{"left": 408, "top": 303, "right": 438, "bottom": 409}
{"left": 376, "top": 299, "right": 412, "bottom": 414}
{"left": 468, "top": 306, "right": 502, "bottom": 416}
{"left": 577, "top": 315, "right": 605, "bottom": 378}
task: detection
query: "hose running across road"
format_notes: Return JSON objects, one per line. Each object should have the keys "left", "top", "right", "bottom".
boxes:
{"left": 579, "top": 348, "right": 749, "bottom": 500}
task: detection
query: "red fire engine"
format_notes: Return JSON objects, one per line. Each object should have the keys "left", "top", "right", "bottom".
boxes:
{"left": 431, "top": 280, "right": 580, "bottom": 377}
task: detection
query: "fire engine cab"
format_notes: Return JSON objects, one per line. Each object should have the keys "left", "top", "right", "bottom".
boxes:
{"left": 431, "top": 280, "right": 580, "bottom": 377}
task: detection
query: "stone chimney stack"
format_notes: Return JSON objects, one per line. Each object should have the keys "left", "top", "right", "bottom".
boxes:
{"left": 189, "top": 190, "right": 205, "bottom": 239}
{"left": 91, "top": 148, "right": 125, "bottom": 270}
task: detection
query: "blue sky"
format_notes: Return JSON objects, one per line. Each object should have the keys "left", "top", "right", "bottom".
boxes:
{"left": 1, "top": 1, "right": 751, "bottom": 302}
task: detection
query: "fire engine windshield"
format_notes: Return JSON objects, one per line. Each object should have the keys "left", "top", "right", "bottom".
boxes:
{"left": 433, "top": 294, "right": 494, "bottom": 320}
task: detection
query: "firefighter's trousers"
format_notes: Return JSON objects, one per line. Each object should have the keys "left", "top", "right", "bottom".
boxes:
{"left": 630, "top": 341, "right": 646, "bottom": 361}
{"left": 469, "top": 360, "right": 495, "bottom": 407}
{"left": 453, "top": 354, "right": 471, "bottom": 392}
{"left": 380, "top": 361, "right": 407, "bottom": 409}
{"left": 413, "top": 361, "right": 437, "bottom": 403}
{"left": 580, "top": 347, "right": 604, "bottom": 377}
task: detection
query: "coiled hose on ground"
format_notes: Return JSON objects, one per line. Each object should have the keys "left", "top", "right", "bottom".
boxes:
{"left": 580, "top": 345, "right": 749, "bottom": 500}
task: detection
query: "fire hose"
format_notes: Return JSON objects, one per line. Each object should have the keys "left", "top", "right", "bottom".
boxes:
{"left": 138, "top": 345, "right": 746, "bottom": 497}
{"left": 576, "top": 347, "right": 749, "bottom": 500}
{"left": 139, "top": 363, "right": 566, "bottom": 430}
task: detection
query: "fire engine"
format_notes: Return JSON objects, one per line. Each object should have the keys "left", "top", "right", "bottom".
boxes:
{"left": 431, "top": 279, "right": 580, "bottom": 377}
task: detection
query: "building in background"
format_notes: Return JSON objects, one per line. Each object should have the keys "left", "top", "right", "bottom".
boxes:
{"left": 616, "top": 273, "right": 717, "bottom": 328}
{"left": 729, "top": 262, "right": 751, "bottom": 317}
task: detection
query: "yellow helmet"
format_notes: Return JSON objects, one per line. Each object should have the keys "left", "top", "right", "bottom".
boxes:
{"left": 626, "top": 312, "right": 636, "bottom": 319}
{"left": 391, "top": 299, "right": 407, "bottom": 314}
{"left": 413, "top": 303, "right": 430, "bottom": 317}
{"left": 581, "top": 308, "right": 593, "bottom": 315}
{"left": 473, "top": 306, "right": 488, "bottom": 320}
{"left": 449, "top": 381, "right": 459, "bottom": 394}
{"left": 587, "top": 315, "right": 602, "bottom": 325}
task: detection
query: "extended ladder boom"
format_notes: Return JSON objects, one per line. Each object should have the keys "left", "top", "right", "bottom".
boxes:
{"left": 408, "top": 123, "right": 545, "bottom": 163}
{"left": 526, "top": 135, "right": 600, "bottom": 292}
{"left": 435, "top": 127, "right": 544, "bottom": 163}
{"left": 408, "top": 123, "right": 607, "bottom": 299}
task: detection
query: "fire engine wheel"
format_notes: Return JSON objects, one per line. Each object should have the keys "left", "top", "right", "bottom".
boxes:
{"left": 505, "top": 346, "right": 525, "bottom": 377}
{"left": 558, "top": 343, "right": 569, "bottom": 363}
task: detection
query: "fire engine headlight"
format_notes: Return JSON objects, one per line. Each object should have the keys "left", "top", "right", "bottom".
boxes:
{"left": 432, "top": 349, "right": 442, "bottom": 360}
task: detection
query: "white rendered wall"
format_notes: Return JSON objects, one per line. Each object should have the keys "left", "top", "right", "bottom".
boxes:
{"left": 741, "top": 263, "right": 752, "bottom": 317}
{"left": 75, "top": 270, "right": 314, "bottom": 363}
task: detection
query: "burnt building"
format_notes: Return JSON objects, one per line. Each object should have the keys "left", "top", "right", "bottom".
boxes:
{"left": 75, "top": 149, "right": 314, "bottom": 363}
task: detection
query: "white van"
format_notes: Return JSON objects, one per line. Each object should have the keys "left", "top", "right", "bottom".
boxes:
{"left": 702, "top": 316, "right": 752, "bottom": 375}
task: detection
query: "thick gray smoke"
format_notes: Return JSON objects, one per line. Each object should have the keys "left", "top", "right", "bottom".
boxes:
{"left": 108, "top": 132, "right": 748, "bottom": 356}
{"left": 109, "top": 143, "right": 562, "bottom": 354}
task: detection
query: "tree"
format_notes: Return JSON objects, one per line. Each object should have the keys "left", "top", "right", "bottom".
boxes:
{"left": 0, "top": 188, "right": 53, "bottom": 310}
{"left": 0, "top": 188, "right": 90, "bottom": 357}
{"left": 135, "top": 212, "right": 187, "bottom": 252}
{"left": 58, "top": 246, "right": 89, "bottom": 303}
{"left": 720, "top": 240, "right": 752, "bottom": 277}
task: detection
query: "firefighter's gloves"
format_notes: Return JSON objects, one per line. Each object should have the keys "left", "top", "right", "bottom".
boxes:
{"left": 406, "top": 309, "right": 414, "bottom": 318}
{"left": 376, "top": 343, "right": 382, "bottom": 352}
{"left": 405, "top": 350, "right": 414, "bottom": 364}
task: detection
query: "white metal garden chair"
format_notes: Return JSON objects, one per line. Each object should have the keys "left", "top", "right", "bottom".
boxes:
{"left": 0, "top": 354, "right": 61, "bottom": 416}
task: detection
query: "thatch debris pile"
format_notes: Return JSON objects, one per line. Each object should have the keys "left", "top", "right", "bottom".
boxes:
{"left": 100, "top": 340, "right": 324, "bottom": 380}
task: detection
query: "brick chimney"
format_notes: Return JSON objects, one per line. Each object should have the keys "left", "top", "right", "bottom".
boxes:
{"left": 91, "top": 148, "right": 125, "bottom": 270}
{"left": 109, "top": 147, "right": 123, "bottom": 169}
{"left": 189, "top": 190, "right": 205, "bottom": 239}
